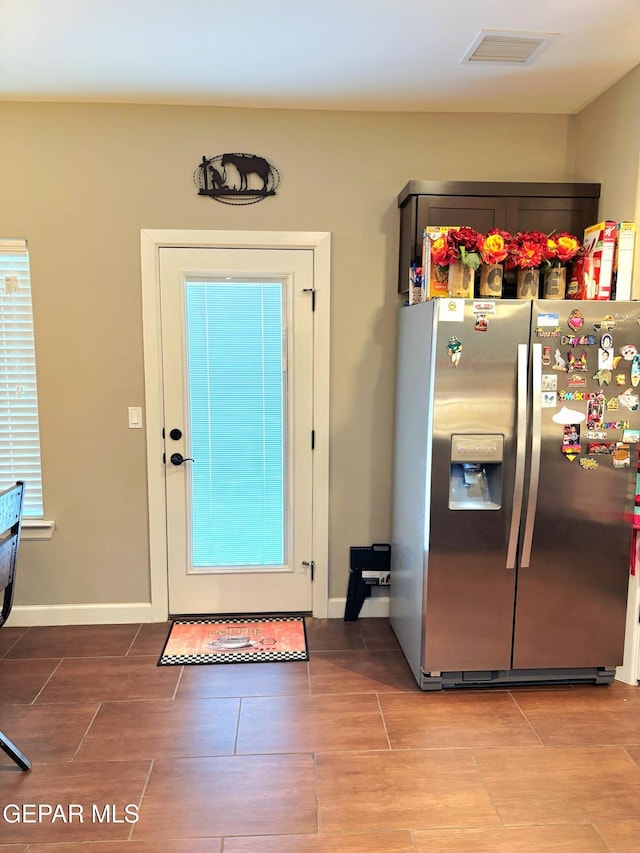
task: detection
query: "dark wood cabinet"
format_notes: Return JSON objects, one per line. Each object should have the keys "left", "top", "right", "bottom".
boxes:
{"left": 397, "top": 180, "right": 601, "bottom": 292}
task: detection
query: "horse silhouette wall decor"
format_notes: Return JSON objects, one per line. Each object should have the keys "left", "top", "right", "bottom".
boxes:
{"left": 194, "top": 153, "right": 280, "bottom": 205}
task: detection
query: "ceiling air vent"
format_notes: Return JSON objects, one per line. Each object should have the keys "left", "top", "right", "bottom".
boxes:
{"left": 462, "top": 30, "right": 557, "bottom": 65}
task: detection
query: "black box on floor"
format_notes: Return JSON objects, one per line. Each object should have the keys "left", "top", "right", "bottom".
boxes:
{"left": 344, "top": 543, "right": 391, "bottom": 621}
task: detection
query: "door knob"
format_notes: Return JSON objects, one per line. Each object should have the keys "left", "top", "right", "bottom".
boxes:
{"left": 169, "top": 428, "right": 183, "bottom": 440}
{"left": 170, "top": 453, "right": 194, "bottom": 466}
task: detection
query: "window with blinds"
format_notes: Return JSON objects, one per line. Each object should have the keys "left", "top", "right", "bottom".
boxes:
{"left": 185, "top": 279, "right": 286, "bottom": 569}
{"left": 0, "top": 239, "right": 44, "bottom": 517}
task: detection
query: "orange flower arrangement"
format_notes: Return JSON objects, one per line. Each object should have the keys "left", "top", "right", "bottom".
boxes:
{"left": 506, "top": 231, "right": 549, "bottom": 269}
{"left": 431, "top": 227, "right": 483, "bottom": 269}
{"left": 427, "top": 227, "right": 582, "bottom": 283}
{"left": 430, "top": 227, "right": 484, "bottom": 285}
{"left": 479, "top": 229, "right": 511, "bottom": 264}
{"left": 546, "top": 232, "right": 582, "bottom": 267}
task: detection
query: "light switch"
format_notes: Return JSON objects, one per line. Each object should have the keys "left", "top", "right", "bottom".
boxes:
{"left": 128, "top": 406, "right": 143, "bottom": 429}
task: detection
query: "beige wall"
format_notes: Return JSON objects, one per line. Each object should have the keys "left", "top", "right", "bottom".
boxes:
{"left": 0, "top": 102, "right": 578, "bottom": 611}
{"left": 574, "top": 63, "right": 640, "bottom": 296}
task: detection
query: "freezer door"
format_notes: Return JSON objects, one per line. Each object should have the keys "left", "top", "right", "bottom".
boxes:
{"left": 512, "top": 300, "right": 638, "bottom": 669}
{"left": 424, "top": 299, "right": 531, "bottom": 672}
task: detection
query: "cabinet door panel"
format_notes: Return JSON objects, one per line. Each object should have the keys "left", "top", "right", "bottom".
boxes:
{"left": 417, "top": 196, "right": 507, "bottom": 235}
{"left": 509, "top": 197, "right": 599, "bottom": 238}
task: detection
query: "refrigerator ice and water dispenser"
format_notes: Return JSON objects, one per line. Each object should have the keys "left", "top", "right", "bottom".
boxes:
{"left": 449, "top": 434, "right": 503, "bottom": 510}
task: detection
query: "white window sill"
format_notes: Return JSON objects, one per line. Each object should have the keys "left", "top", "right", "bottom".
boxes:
{"left": 22, "top": 520, "right": 56, "bottom": 540}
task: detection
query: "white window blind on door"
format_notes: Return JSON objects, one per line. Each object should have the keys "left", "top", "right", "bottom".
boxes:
{"left": 185, "top": 279, "right": 286, "bottom": 568}
{"left": 0, "top": 239, "right": 44, "bottom": 517}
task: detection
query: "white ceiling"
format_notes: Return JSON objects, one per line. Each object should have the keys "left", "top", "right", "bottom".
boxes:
{"left": 1, "top": 0, "right": 640, "bottom": 114}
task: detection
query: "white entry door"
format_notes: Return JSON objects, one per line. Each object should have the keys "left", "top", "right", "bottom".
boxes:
{"left": 159, "top": 247, "right": 314, "bottom": 615}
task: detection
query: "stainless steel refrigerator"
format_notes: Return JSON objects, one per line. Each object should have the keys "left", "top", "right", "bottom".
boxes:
{"left": 390, "top": 298, "right": 640, "bottom": 689}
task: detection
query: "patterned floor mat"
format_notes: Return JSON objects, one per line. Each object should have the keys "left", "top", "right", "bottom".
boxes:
{"left": 157, "top": 615, "right": 308, "bottom": 665}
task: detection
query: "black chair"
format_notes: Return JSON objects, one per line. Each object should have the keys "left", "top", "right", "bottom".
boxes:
{"left": 0, "top": 481, "right": 31, "bottom": 770}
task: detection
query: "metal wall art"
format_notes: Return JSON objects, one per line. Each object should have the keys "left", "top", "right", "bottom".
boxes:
{"left": 194, "top": 153, "right": 280, "bottom": 205}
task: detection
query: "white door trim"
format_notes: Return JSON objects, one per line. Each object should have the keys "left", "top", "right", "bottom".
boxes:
{"left": 140, "top": 230, "right": 331, "bottom": 620}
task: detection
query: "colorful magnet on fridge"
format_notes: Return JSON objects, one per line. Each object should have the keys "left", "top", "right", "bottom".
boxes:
{"left": 621, "top": 345, "right": 638, "bottom": 361}
{"left": 579, "top": 457, "right": 599, "bottom": 470}
{"left": 618, "top": 389, "right": 639, "bottom": 412}
{"left": 631, "top": 354, "right": 640, "bottom": 387}
{"left": 561, "top": 423, "right": 581, "bottom": 454}
{"left": 552, "top": 349, "right": 567, "bottom": 371}
{"left": 607, "top": 397, "right": 619, "bottom": 411}
{"left": 567, "top": 375, "right": 587, "bottom": 388}
{"left": 542, "top": 346, "right": 551, "bottom": 366}
{"left": 593, "top": 369, "right": 612, "bottom": 386}
{"left": 616, "top": 373, "right": 626, "bottom": 386}
{"left": 586, "top": 391, "right": 606, "bottom": 429}
{"left": 600, "top": 333, "right": 614, "bottom": 349}
{"left": 598, "top": 347, "right": 614, "bottom": 369}
{"left": 542, "top": 374, "right": 557, "bottom": 391}
{"left": 447, "top": 336, "right": 462, "bottom": 367}
{"left": 593, "top": 315, "right": 616, "bottom": 332}
{"left": 474, "top": 314, "right": 488, "bottom": 332}
{"left": 588, "top": 441, "right": 615, "bottom": 454}
{"left": 562, "top": 334, "right": 597, "bottom": 347}
{"left": 564, "top": 453, "right": 578, "bottom": 462}
{"left": 567, "top": 350, "right": 588, "bottom": 373}
{"left": 623, "top": 429, "right": 640, "bottom": 443}
{"left": 613, "top": 443, "right": 631, "bottom": 468}
{"left": 568, "top": 309, "right": 584, "bottom": 331}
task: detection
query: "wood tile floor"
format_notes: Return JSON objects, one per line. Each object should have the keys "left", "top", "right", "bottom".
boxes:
{"left": 1, "top": 618, "right": 640, "bottom": 850}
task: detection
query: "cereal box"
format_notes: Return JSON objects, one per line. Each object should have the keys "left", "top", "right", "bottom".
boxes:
{"left": 422, "top": 226, "right": 458, "bottom": 299}
{"left": 613, "top": 222, "right": 636, "bottom": 300}
{"left": 582, "top": 220, "right": 617, "bottom": 300}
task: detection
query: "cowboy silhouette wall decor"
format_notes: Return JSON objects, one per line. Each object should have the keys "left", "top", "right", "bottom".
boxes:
{"left": 194, "top": 153, "right": 280, "bottom": 205}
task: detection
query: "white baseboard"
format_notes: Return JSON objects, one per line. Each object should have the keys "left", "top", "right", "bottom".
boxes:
{"left": 327, "top": 593, "right": 390, "bottom": 619}
{"left": 5, "top": 603, "right": 155, "bottom": 627}
{"left": 6, "top": 599, "right": 390, "bottom": 627}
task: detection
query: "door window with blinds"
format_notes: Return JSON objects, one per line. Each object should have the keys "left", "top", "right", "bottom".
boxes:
{"left": 0, "top": 239, "right": 44, "bottom": 517}
{"left": 184, "top": 278, "right": 287, "bottom": 570}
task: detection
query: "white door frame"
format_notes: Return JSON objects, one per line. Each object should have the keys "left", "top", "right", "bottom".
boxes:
{"left": 140, "top": 229, "right": 331, "bottom": 620}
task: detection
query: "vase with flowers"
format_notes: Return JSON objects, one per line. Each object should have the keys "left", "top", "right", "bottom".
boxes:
{"left": 430, "top": 226, "right": 482, "bottom": 298}
{"left": 542, "top": 232, "right": 582, "bottom": 299}
{"left": 478, "top": 229, "right": 511, "bottom": 297}
{"left": 507, "top": 231, "right": 548, "bottom": 299}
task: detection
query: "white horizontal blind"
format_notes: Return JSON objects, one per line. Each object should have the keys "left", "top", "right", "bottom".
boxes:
{"left": 0, "top": 239, "right": 44, "bottom": 516}
{"left": 185, "top": 279, "right": 286, "bottom": 568}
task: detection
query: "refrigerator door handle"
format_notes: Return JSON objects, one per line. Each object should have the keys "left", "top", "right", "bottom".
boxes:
{"left": 506, "top": 343, "right": 529, "bottom": 569}
{"left": 521, "top": 342, "right": 542, "bottom": 568}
